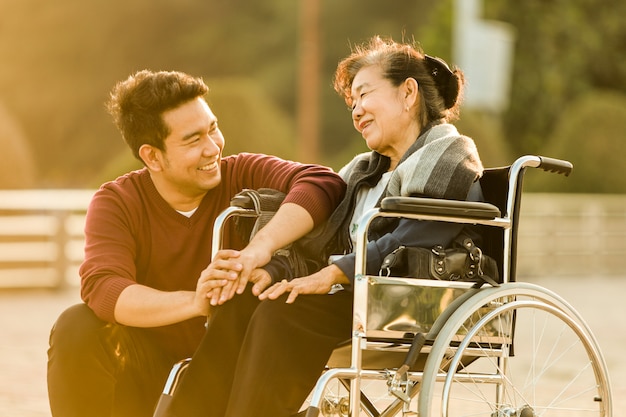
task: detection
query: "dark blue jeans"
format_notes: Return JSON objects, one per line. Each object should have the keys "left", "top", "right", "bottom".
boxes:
{"left": 47, "top": 304, "right": 179, "bottom": 417}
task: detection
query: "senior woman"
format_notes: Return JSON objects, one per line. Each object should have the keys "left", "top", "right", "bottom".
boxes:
{"left": 163, "top": 36, "right": 484, "bottom": 417}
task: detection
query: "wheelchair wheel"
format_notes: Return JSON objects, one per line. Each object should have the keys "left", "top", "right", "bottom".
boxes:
{"left": 418, "top": 282, "right": 612, "bottom": 417}
{"left": 301, "top": 375, "right": 350, "bottom": 417}
{"left": 301, "top": 370, "right": 409, "bottom": 417}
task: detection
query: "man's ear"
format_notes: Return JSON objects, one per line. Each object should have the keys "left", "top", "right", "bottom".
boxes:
{"left": 138, "top": 144, "right": 163, "bottom": 172}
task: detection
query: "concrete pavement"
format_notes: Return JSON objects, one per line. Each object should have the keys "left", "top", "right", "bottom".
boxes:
{"left": 0, "top": 288, "right": 79, "bottom": 417}
{"left": 1, "top": 275, "right": 624, "bottom": 416}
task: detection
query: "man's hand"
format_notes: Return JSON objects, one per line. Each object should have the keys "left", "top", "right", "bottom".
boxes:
{"left": 113, "top": 249, "right": 245, "bottom": 326}
{"left": 258, "top": 264, "right": 349, "bottom": 304}
{"left": 213, "top": 202, "right": 316, "bottom": 304}
{"left": 114, "top": 260, "right": 233, "bottom": 326}
{"left": 198, "top": 249, "right": 243, "bottom": 306}
{"left": 206, "top": 244, "right": 273, "bottom": 305}
{"left": 231, "top": 243, "right": 273, "bottom": 296}
{"left": 207, "top": 202, "right": 316, "bottom": 305}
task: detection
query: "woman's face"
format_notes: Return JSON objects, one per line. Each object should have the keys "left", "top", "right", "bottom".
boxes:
{"left": 350, "top": 65, "right": 420, "bottom": 164}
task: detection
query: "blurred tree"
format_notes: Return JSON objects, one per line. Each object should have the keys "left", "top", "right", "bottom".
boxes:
{"left": 485, "top": 0, "right": 626, "bottom": 156}
{"left": 207, "top": 77, "right": 297, "bottom": 159}
{"left": 318, "top": 0, "right": 441, "bottom": 166}
{"left": 526, "top": 90, "right": 626, "bottom": 193}
{"left": 297, "top": 0, "right": 321, "bottom": 163}
{"left": 0, "top": 102, "right": 37, "bottom": 188}
{"left": 455, "top": 110, "right": 513, "bottom": 168}
{"left": 0, "top": 0, "right": 299, "bottom": 186}
{"left": 91, "top": 77, "right": 298, "bottom": 186}
{"left": 1, "top": 0, "right": 624, "bottom": 193}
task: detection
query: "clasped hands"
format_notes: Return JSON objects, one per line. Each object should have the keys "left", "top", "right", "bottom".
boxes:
{"left": 197, "top": 248, "right": 348, "bottom": 306}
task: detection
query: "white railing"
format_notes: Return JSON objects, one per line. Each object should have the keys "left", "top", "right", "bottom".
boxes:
{"left": 0, "top": 189, "right": 95, "bottom": 288}
{"left": 517, "top": 193, "right": 626, "bottom": 277}
{"left": 0, "top": 190, "right": 623, "bottom": 288}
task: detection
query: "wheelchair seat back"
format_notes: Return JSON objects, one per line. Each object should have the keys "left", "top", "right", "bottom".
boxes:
{"left": 352, "top": 165, "right": 519, "bottom": 359}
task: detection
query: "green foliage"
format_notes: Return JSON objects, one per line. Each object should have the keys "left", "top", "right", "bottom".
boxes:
{"left": 90, "top": 77, "right": 297, "bottom": 185}
{"left": 319, "top": 1, "right": 444, "bottom": 160}
{"left": 415, "top": 0, "right": 455, "bottom": 59}
{"left": 0, "top": 0, "right": 300, "bottom": 187}
{"left": 206, "top": 78, "right": 297, "bottom": 159}
{"left": 1, "top": 0, "right": 624, "bottom": 192}
{"left": 485, "top": 0, "right": 626, "bottom": 156}
{"left": 322, "top": 135, "right": 371, "bottom": 173}
{"left": 90, "top": 150, "right": 143, "bottom": 188}
{"left": 0, "top": 102, "right": 37, "bottom": 188}
{"left": 455, "top": 109, "right": 513, "bottom": 168}
{"left": 525, "top": 90, "right": 626, "bottom": 194}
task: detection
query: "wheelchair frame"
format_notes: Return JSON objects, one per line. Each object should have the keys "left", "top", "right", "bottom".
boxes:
{"left": 303, "top": 155, "right": 612, "bottom": 417}
{"left": 154, "top": 155, "right": 613, "bottom": 417}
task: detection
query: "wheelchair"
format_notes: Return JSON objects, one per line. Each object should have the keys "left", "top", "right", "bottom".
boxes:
{"left": 154, "top": 155, "right": 612, "bottom": 417}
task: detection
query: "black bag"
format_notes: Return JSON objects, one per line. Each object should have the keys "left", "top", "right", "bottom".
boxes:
{"left": 231, "top": 188, "right": 312, "bottom": 277}
{"left": 379, "top": 236, "right": 499, "bottom": 287}
{"left": 231, "top": 188, "right": 284, "bottom": 242}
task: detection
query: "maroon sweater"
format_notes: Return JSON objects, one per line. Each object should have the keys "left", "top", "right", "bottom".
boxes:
{"left": 79, "top": 153, "right": 345, "bottom": 359}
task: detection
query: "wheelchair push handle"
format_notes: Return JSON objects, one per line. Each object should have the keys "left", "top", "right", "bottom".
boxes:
{"left": 537, "top": 156, "right": 573, "bottom": 177}
{"left": 230, "top": 194, "right": 256, "bottom": 209}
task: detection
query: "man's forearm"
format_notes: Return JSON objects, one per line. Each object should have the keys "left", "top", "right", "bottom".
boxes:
{"left": 246, "top": 202, "right": 314, "bottom": 258}
{"left": 114, "top": 284, "right": 203, "bottom": 327}
{"left": 218, "top": 202, "right": 317, "bottom": 303}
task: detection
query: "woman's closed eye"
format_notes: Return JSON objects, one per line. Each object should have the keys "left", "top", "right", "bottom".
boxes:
{"left": 350, "top": 92, "right": 368, "bottom": 111}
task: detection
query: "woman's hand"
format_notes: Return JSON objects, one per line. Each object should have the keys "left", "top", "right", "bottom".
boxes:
{"left": 249, "top": 268, "right": 273, "bottom": 296}
{"left": 258, "top": 264, "right": 349, "bottom": 304}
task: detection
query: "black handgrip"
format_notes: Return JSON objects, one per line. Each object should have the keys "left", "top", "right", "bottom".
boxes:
{"left": 230, "top": 194, "right": 255, "bottom": 209}
{"left": 538, "top": 156, "right": 573, "bottom": 177}
{"left": 403, "top": 332, "right": 426, "bottom": 369}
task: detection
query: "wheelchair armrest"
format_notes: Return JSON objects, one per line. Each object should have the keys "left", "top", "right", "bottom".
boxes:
{"left": 380, "top": 196, "right": 501, "bottom": 220}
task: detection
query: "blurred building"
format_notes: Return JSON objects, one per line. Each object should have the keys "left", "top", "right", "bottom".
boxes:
{"left": 453, "top": 0, "right": 516, "bottom": 113}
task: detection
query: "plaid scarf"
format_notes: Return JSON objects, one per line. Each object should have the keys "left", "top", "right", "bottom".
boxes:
{"left": 386, "top": 123, "right": 483, "bottom": 200}
{"left": 303, "top": 123, "right": 483, "bottom": 263}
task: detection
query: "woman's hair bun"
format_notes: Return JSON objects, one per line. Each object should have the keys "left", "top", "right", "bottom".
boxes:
{"left": 424, "top": 55, "right": 459, "bottom": 109}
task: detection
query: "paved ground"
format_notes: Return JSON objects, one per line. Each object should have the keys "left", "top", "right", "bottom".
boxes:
{"left": 0, "top": 288, "right": 79, "bottom": 417}
{"left": 1, "top": 275, "right": 624, "bottom": 417}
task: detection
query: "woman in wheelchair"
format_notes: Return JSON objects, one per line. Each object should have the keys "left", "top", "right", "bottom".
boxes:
{"left": 162, "top": 36, "right": 486, "bottom": 417}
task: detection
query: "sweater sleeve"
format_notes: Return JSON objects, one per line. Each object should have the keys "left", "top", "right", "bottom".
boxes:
{"left": 332, "top": 220, "right": 464, "bottom": 284}
{"left": 261, "top": 256, "right": 294, "bottom": 283}
{"left": 79, "top": 185, "right": 139, "bottom": 323}
{"left": 228, "top": 153, "right": 346, "bottom": 228}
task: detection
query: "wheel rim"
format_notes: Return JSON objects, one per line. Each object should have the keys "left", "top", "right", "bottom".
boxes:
{"left": 418, "top": 284, "right": 612, "bottom": 417}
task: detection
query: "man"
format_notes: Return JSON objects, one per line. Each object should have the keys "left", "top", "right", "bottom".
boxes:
{"left": 46, "top": 70, "right": 345, "bottom": 417}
